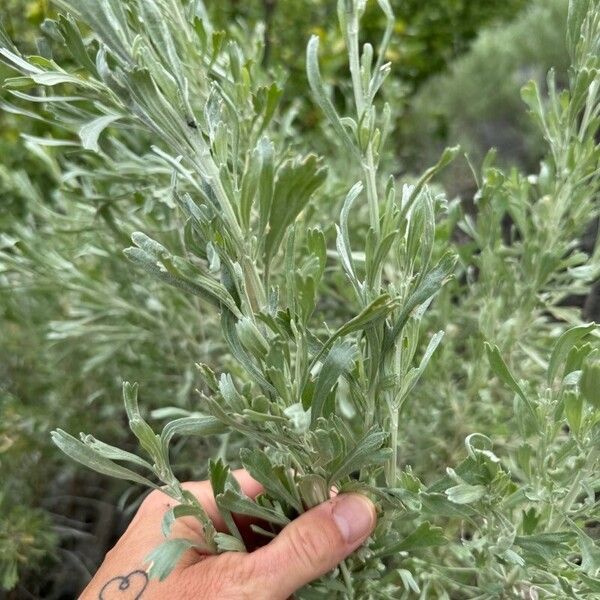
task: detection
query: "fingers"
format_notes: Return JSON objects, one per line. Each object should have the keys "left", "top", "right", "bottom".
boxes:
{"left": 242, "top": 493, "right": 376, "bottom": 599}
{"left": 132, "top": 469, "right": 263, "bottom": 546}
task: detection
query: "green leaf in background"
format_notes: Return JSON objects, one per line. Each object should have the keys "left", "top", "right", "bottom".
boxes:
{"left": 240, "top": 448, "right": 303, "bottom": 513}
{"left": 216, "top": 490, "right": 290, "bottom": 527}
{"left": 160, "top": 416, "right": 226, "bottom": 450}
{"left": 161, "top": 504, "right": 202, "bottom": 538}
{"left": 547, "top": 323, "right": 596, "bottom": 386}
{"left": 328, "top": 429, "right": 390, "bottom": 485}
{"left": 50, "top": 430, "right": 157, "bottom": 488}
{"left": 445, "top": 483, "right": 486, "bottom": 505}
{"left": 123, "top": 382, "right": 164, "bottom": 465}
{"left": 309, "top": 340, "right": 357, "bottom": 424}
{"left": 384, "top": 253, "right": 457, "bottom": 353}
{"left": 57, "top": 13, "right": 99, "bottom": 75}
{"left": 401, "top": 146, "right": 460, "bottom": 217}
{"left": 399, "top": 330, "right": 444, "bottom": 403}
{"left": 221, "top": 309, "right": 277, "bottom": 395}
{"left": 306, "top": 35, "right": 361, "bottom": 161}
{"left": 336, "top": 182, "right": 364, "bottom": 290}
{"left": 485, "top": 343, "right": 529, "bottom": 402}
{"left": 563, "top": 389, "right": 584, "bottom": 434}
{"left": 325, "top": 293, "right": 398, "bottom": 357}
{"left": 514, "top": 532, "right": 575, "bottom": 565}
{"left": 520, "top": 80, "right": 548, "bottom": 132}
{"left": 79, "top": 114, "right": 121, "bottom": 152}
{"left": 579, "top": 348, "right": 600, "bottom": 408}
{"left": 264, "top": 155, "right": 327, "bottom": 264}
{"left": 209, "top": 458, "right": 246, "bottom": 546}
{"left": 376, "top": 521, "right": 446, "bottom": 557}
{"left": 485, "top": 342, "right": 540, "bottom": 432}
{"left": 125, "top": 233, "right": 241, "bottom": 316}
{"left": 80, "top": 435, "right": 154, "bottom": 471}
{"left": 579, "top": 532, "right": 600, "bottom": 575}
{"left": 568, "top": 0, "right": 592, "bottom": 57}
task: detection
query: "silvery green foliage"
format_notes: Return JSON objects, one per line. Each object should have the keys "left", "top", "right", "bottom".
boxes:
{"left": 1, "top": 0, "right": 600, "bottom": 597}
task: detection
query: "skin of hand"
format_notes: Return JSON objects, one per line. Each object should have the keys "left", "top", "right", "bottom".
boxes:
{"left": 81, "top": 470, "right": 376, "bottom": 600}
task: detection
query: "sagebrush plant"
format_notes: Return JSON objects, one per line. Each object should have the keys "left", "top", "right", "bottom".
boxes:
{"left": 402, "top": 0, "right": 570, "bottom": 190}
{"left": 1, "top": 0, "right": 600, "bottom": 598}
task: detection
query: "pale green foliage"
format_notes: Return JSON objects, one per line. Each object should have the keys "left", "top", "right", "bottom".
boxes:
{"left": 403, "top": 0, "right": 570, "bottom": 190}
{"left": 1, "top": 0, "right": 600, "bottom": 598}
{"left": 0, "top": 495, "right": 56, "bottom": 590}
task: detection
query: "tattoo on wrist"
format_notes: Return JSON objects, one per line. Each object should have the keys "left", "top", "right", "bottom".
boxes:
{"left": 98, "top": 570, "right": 149, "bottom": 599}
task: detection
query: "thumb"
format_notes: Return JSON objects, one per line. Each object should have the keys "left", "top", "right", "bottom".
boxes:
{"left": 246, "top": 493, "right": 376, "bottom": 599}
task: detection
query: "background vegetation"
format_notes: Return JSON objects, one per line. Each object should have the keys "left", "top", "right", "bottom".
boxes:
{"left": 2, "top": 0, "right": 598, "bottom": 598}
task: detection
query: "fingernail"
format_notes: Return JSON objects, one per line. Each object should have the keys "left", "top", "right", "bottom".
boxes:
{"left": 332, "top": 494, "right": 375, "bottom": 544}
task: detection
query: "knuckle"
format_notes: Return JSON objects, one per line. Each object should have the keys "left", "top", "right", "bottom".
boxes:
{"left": 102, "top": 544, "right": 119, "bottom": 565}
{"left": 196, "top": 555, "right": 259, "bottom": 600}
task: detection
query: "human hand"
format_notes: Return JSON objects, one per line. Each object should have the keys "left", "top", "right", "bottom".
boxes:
{"left": 81, "top": 470, "right": 376, "bottom": 599}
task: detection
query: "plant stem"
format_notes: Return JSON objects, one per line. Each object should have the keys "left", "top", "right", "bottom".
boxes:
{"left": 549, "top": 445, "right": 598, "bottom": 530}
{"left": 364, "top": 147, "right": 381, "bottom": 250}
{"left": 340, "top": 560, "right": 355, "bottom": 599}
{"left": 347, "top": 7, "right": 365, "bottom": 118}
{"left": 385, "top": 394, "right": 398, "bottom": 486}
{"left": 346, "top": 5, "right": 381, "bottom": 242}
